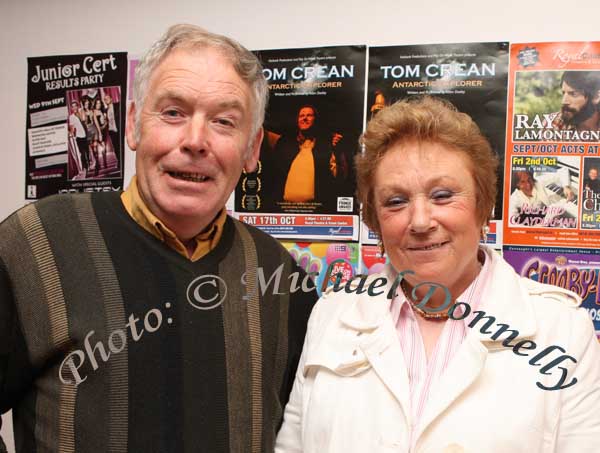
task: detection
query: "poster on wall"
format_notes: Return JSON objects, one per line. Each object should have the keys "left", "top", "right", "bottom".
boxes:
{"left": 367, "top": 42, "right": 509, "bottom": 248}
{"left": 25, "top": 52, "right": 127, "bottom": 199}
{"left": 360, "top": 244, "right": 388, "bottom": 275}
{"left": 281, "top": 241, "right": 360, "bottom": 295}
{"left": 235, "top": 45, "right": 366, "bottom": 240}
{"left": 504, "top": 245, "right": 600, "bottom": 339}
{"left": 503, "top": 42, "right": 600, "bottom": 248}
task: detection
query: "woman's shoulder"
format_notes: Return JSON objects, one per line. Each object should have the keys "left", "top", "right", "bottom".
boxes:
{"left": 518, "top": 275, "right": 594, "bottom": 343}
{"left": 309, "top": 272, "right": 390, "bottom": 324}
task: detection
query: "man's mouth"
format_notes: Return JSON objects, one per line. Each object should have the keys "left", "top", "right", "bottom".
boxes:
{"left": 168, "top": 171, "right": 209, "bottom": 182}
{"left": 408, "top": 241, "right": 449, "bottom": 251}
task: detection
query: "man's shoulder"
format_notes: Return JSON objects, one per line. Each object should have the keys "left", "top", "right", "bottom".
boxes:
{"left": 229, "top": 216, "right": 289, "bottom": 254}
{"left": 0, "top": 193, "right": 119, "bottom": 232}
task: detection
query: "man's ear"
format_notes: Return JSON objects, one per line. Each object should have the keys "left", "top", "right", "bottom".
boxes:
{"left": 125, "top": 102, "right": 138, "bottom": 152}
{"left": 592, "top": 89, "right": 600, "bottom": 106}
{"left": 244, "top": 127, "right": 264, "bottom": 173}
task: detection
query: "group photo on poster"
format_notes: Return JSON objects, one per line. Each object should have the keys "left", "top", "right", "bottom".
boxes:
{"left": 25, "top": 52, "right": 127, "bottom": 199}
{"left": 504, "top": 42, "right": 600, "bottom": 248}
{"left": 235, "top": 45, "right": 365, "bottom": 240}
{"left": 367, "top": 42, "right": 509, "bottom": 247}
{"left": 66, "top": 86, "right": 122, "bottom": 180}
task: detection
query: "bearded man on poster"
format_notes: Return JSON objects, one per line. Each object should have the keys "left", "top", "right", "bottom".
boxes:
{"left": 549, "top": 71, "right": 600, "bottom": 131}
{"left": 0, "top": 24, "right": 316, "bottom": 453}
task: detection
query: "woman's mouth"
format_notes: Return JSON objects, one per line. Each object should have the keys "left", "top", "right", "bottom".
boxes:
{"left": 407, "top": 241, "right": 449, "bottom": 251}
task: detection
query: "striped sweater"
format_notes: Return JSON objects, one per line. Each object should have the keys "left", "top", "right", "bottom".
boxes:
{"left": 0, "top": 193, "right": 316, "bottom": 453}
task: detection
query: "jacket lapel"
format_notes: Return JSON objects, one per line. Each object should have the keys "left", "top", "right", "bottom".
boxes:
{"left": 415, "top": 334, "right": 488, "bottom": 439}
{"left": 415, "top": 249, "right": 541, "bottom": 438}
{"left": 337, "top": 273, "right": 413, "bottom": 421}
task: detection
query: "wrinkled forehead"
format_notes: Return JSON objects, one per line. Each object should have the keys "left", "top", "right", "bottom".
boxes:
{"left": 151, "top": 46, "right": 254, "bottom": 105}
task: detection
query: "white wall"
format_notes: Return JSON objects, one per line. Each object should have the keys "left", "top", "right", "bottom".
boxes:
{"left": 1, "top": 0, "right": 598, "bottom": 450}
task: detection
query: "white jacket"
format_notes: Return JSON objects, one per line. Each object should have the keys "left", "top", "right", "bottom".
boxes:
{"left": 275, "top": 247, "right": 600, "bottom": 452}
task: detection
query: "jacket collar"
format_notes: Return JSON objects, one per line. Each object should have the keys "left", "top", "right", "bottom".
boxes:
{"left": 338, "top": 247, "right": 545, "bottom": 347}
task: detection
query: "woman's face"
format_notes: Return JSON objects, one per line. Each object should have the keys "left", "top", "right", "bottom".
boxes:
{"left": 95, "top": 100, "right": 102, "bottom": 110}
{"left": 373, "top": 140, "right": 482, "bottom": 295}
{"left": 83, "top": 99, "right": 90, "bottom": 109}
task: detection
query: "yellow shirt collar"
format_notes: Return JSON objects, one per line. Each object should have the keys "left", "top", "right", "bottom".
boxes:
{"left": 120, "top": 176, "right": 226, "bottom": 262}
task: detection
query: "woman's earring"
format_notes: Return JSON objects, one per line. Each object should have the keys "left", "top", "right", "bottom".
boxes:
{"left": 378, "top": 240, "right": 385, "bottom": 255}
{"left": 481, "top": 225, "right": 490, "bottom": 243}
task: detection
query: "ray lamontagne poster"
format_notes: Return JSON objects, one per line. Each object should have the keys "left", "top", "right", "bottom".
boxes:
{"left": 503, "top": 42, "right": 600, "bottom": 248}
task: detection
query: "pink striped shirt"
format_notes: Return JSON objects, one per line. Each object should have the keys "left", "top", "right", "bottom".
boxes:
{"left": 389, "top": 248, "right": 494, "bottom": 445}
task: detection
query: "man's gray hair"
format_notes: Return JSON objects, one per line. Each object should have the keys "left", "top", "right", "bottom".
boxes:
{"left": 133, "top": 24, "right": 268, "bottom": 140}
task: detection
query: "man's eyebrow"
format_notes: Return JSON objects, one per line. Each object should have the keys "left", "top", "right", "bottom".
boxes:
{"left": 152, "top": 91, "right": 245, "bottom": 112}
{"left": 153, "top": 90, "right": 188, "bottom": 105}
{"left": 216, "top": 99, "right": 245, "bottom": 112}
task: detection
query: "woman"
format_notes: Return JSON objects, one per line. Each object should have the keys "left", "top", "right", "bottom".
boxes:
{"left": 93, "top": 98, "right": 108, "bottom": 171}
{"left": 82, "top": 97, "right": 100, "bottom": 175}
{"left": 276, "top": 97, "right": 600, "bottom": 452}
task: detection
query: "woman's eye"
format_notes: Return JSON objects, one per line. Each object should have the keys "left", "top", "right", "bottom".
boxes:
{"left": 385, "top": 196, "right": 407, "bottom": 207}
{"left": 431, "top": 190, "right": 453, "bottom": 201}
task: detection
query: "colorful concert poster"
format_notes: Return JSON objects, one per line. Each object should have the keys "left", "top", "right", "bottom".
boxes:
{"left": 504, "top": 245, "right": 600, "bottom": 339}
{"left": 503, "top": 42, "right": 600, "bottom": 248}
{"left": 25, "top": 52, "right": 127, "bottom": 199}
{"left": 281, "top": 241, "right": 360, "bottom": 296}
{"left": 360, "top": 244, "right": 388, "bottom": 275}
{"left": 235, "top": 45, "right": 366, "bottom": 240}
{"left": 368, "top": 42, "right": 509, "bottom": 247}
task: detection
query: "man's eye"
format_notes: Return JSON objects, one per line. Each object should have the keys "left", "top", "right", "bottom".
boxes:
{"left": 215, "top": 118, "right": 235, "bottom": 127}
{"left": 162, "top": 109, "right": 181, "bottom": 118}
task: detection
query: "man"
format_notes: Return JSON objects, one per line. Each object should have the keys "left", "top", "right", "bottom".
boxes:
{"left": 103, "top": 94, "right": 121, "bottom": 169}
{"left": 0, "top": 24, "right": 316, "bottom": 453}
{"left": 267, "top": 105, "right": 348, "bottom": 209}
{"left": 68, "top": 100, "right": 89, "bottom": 173}
{"left": 549, "top": 71, "right": 600, "bottom": 131}
{"left": 509, "top": 170, "right": 576, "bottom": 225}
{"left": 584, "top": 166, "right": 600, "bottom": 195}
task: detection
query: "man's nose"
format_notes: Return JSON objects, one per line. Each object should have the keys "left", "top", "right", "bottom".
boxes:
{"left": 182, "top": 116, "right": 209, "bottom": 153}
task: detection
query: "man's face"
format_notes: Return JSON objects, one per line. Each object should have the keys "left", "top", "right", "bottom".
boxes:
{"left": 561, "top": 81, "right": 592, "bottom": 125}
{"left": 125, "top": 47, "right": 261, "bottom": 235}
{"left": 297, "top": 107, "right": 315, "bottom": 132}
{"left": 71, "top": 102, "right": 79, "bottom": 114}
{"left": 517, "top": 172, "right": 534, "bottom": 197}
{"left": 104, "top": 95, "right": 112, "bottom": 105}
{"left": 589, "top": 168, "right": 598, "bottom": 180}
